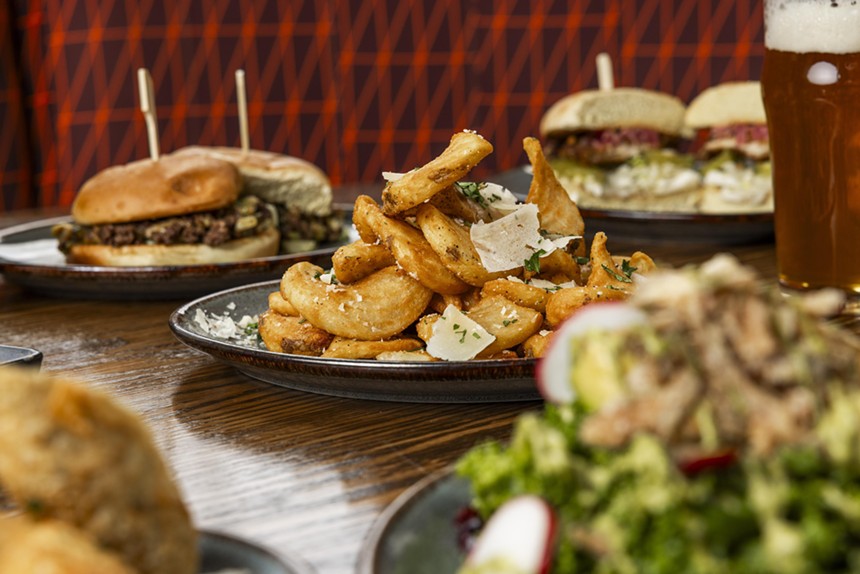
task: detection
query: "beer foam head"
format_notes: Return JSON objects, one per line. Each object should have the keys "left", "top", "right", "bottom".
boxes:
{"left": 765, "top": 0, "right": 860, "bottom": 54}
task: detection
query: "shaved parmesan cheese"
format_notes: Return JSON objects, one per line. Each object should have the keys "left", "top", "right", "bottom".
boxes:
{"left": 470, "top": 204, "right": 578, "bottom": 273}
{"left": 479, "top": 182, "right": 520, "bottom": 217}
{"left": 426, "top": 305, "right": 495, "bottom": 361}
{"left": 382, "top": 171, "right": 405, "bottom": 182}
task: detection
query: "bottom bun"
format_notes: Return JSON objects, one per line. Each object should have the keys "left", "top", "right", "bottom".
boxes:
{"left": 67, "top": 228, "right": 280, "bottom": 267}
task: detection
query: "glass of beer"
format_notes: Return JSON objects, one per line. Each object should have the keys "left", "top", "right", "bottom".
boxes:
{"left": 761, "top": 0, "right": 860, "bottom": 310}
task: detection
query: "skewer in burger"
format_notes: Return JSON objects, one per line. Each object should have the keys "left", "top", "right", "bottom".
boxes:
{"left": 172, "top": 146, "right": 344, "bottom": 254}
{"left": 685, "top": 81, "right": 773, "bottom": 214}
{"left": 540, "top": 87, "right": 702, "bottom": 212}
{"left": 53, "top": 153, "right": 280, "bottom": 266}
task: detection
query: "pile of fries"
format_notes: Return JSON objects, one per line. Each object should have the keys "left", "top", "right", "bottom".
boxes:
{"left": 258, "top": 131, "right": 655, "bottom": 361}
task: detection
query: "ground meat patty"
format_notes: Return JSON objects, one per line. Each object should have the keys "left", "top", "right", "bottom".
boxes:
{"left": 0, "top": 367, "right": 198, "bottom": 574}
{"left": 53, "top": 195, "right": 274, "bottom": 254}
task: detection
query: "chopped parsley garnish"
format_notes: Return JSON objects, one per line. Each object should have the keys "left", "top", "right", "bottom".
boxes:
{"left": 455, "top": 181, "right": 494, "bottom": 206}
{"left": 502, "top": 318, "right": 519, "bottom": 326}
{"left": 455, "top": 327, "right": 468, "bottom": 343}
{"left": 524, "top": 249, "right": 547, "bottom": 273}
{"left": 472, "top": 332, "right": 482, "bottom": 339}
{"left": 621, "top": 259, "right": 638, "bottom": 278}
{"left": 576, "top": 256, "right": 590, "bottom": 265}
{"left": 244, "top": 322, "right": 259, "bottom": 335}
{"left": 602, "top": 264, "right": 633, "bottom": 283}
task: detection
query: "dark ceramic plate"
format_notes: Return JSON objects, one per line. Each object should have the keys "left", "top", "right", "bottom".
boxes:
{"left": 169, "top": 281, "right": 540, "bottom": 403}
{"left": 487, "top": 167, "right": 774, "bottom": 245}
{"left": 0, "top": 210, "right": 353, "bottom": 300}
{"left": 357, "top": 471, "right": 467, "bottom": 574}
{"left": 0, "top": 344, "right": 43, "bottom": 368}
{"left": 200, "top": 530, "right": 315, "bottom": 573}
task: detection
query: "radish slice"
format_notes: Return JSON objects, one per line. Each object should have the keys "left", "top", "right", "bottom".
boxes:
{"left": 537, "top": 302, "right": 647, "bottom": 404}
{"left": 463, "top": 495, "right": 557, "bottom": 574}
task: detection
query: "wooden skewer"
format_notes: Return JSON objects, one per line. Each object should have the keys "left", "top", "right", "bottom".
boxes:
{"left": 596, "top": 52, "right": 615, "bottom": 91}
{"left": 137, "top": 68, "right": 160, "bottom": 161}
{"left": 235, "top": 69, "right": 250, "bottom": 157}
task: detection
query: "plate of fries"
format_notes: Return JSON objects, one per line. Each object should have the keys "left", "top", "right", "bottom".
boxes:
{"left": 170, "top": 131, "right": 657, "bottom": 403}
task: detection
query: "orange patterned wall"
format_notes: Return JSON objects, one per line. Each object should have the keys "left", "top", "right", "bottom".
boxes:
{"left": 0, "top": 0, "right": 764, "bottom": 211}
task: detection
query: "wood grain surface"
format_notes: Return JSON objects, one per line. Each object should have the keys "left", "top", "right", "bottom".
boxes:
{"left": 1, "top": 187, "right": 856, "bottom": 573}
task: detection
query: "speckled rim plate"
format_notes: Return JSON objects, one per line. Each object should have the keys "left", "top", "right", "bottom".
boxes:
{"left": 0, "top": 209, "right": 353, "bottom": 301}
{"left": 168, "top": 281, "right": 541, "bottom": 403}
{"left": 357, "top": 470, "right": 467, "bottom": 574}
{"left": 487, "top": 167, "right": 774, "bottom": 245}
{"left": 199, "top": 529, "right": 315, "bottom": 574}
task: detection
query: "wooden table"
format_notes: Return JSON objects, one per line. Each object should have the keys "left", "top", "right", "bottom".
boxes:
{"left": 0, "top": 188, "right": 815, "bottom": 573}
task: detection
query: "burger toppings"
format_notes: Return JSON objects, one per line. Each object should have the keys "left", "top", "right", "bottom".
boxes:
{"left": 697, "top": 123, "right": 770, "bottom": 160}
{"left": 53, "top": 195, "right": 276, "bottom": 253}
{"left": 544, "top": 128, "right": 670, "bottom": 166}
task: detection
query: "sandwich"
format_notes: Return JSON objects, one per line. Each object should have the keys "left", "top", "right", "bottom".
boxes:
{"left": 52, "top": 153, "right": 280, "bottom": 266}
{"left": 685, "top": 81, "right": 773, "bottom": 213}
{"left": 540, "top": 87, "right": 702, "bottom": 211}
{"left": 172, "top": 146, "right": 344, "bottom": 253}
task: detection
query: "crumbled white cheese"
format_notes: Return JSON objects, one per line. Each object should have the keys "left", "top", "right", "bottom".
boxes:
{"left": 192, "top": 307, "right": 260, "bottom": 348}
{"left": 607, "top": 162, "right": 702, "bottom": 198}
{"left": 319, "top": 271, "right": 336, "bottom": 284}
{"left": 226, "top": 302, "right": 236, "bottom": 310}
{"left": 470, "top": 203, "right": 577, "bottom": 272}
{"left": 382, "top": 171, "right": 405, "bottom": 182}
{"left": 703, "top": 163, "right": 771, "bottom": 205}
{"left": 426, "top": 305, "right": 495, "bottom": 361}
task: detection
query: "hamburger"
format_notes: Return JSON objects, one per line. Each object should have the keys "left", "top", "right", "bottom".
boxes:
{"left": 540, "top": 87, "right": 702, "bottom": 212}
{"left": 685, "top": 81, "right": 773, "bottom": 214}
{"left": 52, "top": 153, "right": 280, "bottom": 266}
{"left": 172, "top": 146, "right": 344, "bottom": 253}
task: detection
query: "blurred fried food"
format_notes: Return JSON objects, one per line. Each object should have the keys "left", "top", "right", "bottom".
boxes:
{"left": 0, "top": 514, "right": 134, "bottom": 574}
{"left": 0, "top": 367, "right": 197, "bottom": 574}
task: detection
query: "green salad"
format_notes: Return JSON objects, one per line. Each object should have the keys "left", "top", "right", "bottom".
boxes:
{"left": 458, "top": 397, "right": 860, "bottom": 574}
{"left": 456, "top": 255, "right": 860, "bottom": 573}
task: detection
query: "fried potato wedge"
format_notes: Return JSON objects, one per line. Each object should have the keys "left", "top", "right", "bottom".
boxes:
{"left": 428, "top": 292, "right": 464, "bottom": 314}
{"left": 382, "top": 131, "right": 493, "bottom": 215}
{"left": 331, "top": 240, "right": 395, "bottom": 284}
{"left": 522, "top": 331, "right": 553, "bottom": 359}
{"left": 321, "top": 336, "right": 424, "bottom": 359}
{"left": 523, "top": 136, "right": 585, "bottom": 241}
{"left": 415, "top": 203, "right": 510, "bottom": 287}
{"left": 259, "top": 310, "right": 334, "bottom": 356}
{"left": 525, "top": 248, "right": 580, "bottom": 283}
{"left": 376, "top": 350, "right": 438, "bottom": 362}
{"left": 354, "top": 195, "right": 470, "bottom": 295}
{"left": 587, "top": 231, "right": 635, "bottom": 289}
{"left": 545, "top": 285, "right": 630, "bottom": 327}
{"left": 466, "top": 295, "right": 543, "bottom": 358}
{"left": 268, "top": 291, "right": 298, "bottom": 316}
{"left": 427, "top": 185, "right": 491, "bottom": 223}
{"left": 281, "top": 262, "right": 433, "bottom": 340}
{"left": 481, "top": 278, "right": 551, "bottom": 313}
{"left": 415, "top": 313, "right": 439, "bottom": 344}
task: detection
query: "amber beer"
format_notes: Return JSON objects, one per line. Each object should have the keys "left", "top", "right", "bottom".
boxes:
{"left": 761, "top": 0, "right": 860, "bottom": 300}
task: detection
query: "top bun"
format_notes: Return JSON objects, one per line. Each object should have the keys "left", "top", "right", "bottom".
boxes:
{"left": 540, "top": 88, "right": 687, "bottom": 138}
{"left": 685, "top": 81, "right": 766, "bottom": 128}
{"left": 173, "top": 147, "right": 334, "bottom": 216}
{"left": 72, "top": 154, "right": 241, "bottom": 225}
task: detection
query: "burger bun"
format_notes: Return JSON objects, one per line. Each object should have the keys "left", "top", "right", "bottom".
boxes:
{"left": 540, "top": 88, "right": 687, "bottom": 138}
{"left": 685, "top": 81, "right": 766, "bottom": 129}
{"left": 66, "top": 227, "right": 280, "bottom": 267}
{"left": 172, "top": 147, "right": 334, "bottom": 217}
{"left": 72, "top": 154, "right": 241, "bottom": 226}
